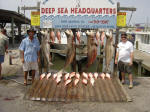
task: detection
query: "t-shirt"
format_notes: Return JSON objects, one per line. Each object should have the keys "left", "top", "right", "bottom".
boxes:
{"left": 0, "top": 33, "right": 9, "bottom": 55}
{"left": 117, "top": 41, "right": 133, "bottom": 63}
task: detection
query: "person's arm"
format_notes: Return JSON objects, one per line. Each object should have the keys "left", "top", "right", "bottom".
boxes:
{"left": 20, "top": 50, "right": 24, "bottom": 63}
{"left": 19, "top": 40, "right": 25, "bottom": 63}
{"left": 115, "top": 51, "right": 119, "bottom": 64}
{"left": 115, "top": 44, "right": 119, "bottom": 64}
{"left": 5, "top": 39, "right": 9, "bottom": 53}
{"left": 129, "top": 43, "right": 134, "bottom": 65}
{"left": 36, "top": 38, "right": 41, "bottom": 63}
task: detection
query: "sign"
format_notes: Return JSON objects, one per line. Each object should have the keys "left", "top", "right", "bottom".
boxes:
{"left": 31, "top": 11, "right": 40, "bottom": 26}
{"left": 40, "top": 0, "right": 117, "bottom": 29}
{"left": 117, "top": 12, "right": 126, "bottom": 27}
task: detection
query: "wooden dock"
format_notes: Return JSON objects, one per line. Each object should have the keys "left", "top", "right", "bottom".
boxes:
{"left": 134, "top": 49, "right": 150, "bottom": 76}
{"left": 24, "top": 75, "right": 131, "bottom": 102}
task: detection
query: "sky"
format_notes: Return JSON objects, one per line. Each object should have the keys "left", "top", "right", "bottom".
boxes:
{"left": 0, "top": 0, "right": 150, "bottom": 25}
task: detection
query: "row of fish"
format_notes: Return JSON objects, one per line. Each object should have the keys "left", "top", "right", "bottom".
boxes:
{"left": 40, "top": 72, "right": 111, "bottom": 86}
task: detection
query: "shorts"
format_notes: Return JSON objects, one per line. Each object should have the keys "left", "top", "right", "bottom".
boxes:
{"left": 0, "top": 55, "right": 4, "bottom": 64}
{"left": 118, "top": 61, "right": 132, "bottom": 74}
{"left": 23, "top": 62, "right": 38, "bottom": 71}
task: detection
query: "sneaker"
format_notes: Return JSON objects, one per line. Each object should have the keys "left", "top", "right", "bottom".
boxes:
{"left": 129, "top": 84, "right": 133, "bottom": 89}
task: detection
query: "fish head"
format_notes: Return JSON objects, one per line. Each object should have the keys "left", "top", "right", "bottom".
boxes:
{"left": 105, "top": 31, "right": 113, "bottom": 41}
{"left": 65, "top": 30, "right": 73, "bottom": 37}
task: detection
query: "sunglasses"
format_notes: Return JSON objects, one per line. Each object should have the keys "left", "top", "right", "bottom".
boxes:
{"left": 121, "top": 36, "right": 127, "bottom": 38}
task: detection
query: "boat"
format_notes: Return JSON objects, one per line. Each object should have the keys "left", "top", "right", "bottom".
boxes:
{"left": 127, "top": 31, "right": 150, "bottom": 53}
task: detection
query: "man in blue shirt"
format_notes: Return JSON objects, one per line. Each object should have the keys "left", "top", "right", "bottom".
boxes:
{"left": 19, "top": 28, "right": 40, "bottom": 85}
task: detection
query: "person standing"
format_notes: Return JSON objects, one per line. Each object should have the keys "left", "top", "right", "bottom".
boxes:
{"left": 19, "top": 28, "right": 40, "bottom": 85}
{"left": 0, "top": 28, "right": 9, "bottom": 80}
{"left": 115, "top": 33, "right": 134, "bottom": 89}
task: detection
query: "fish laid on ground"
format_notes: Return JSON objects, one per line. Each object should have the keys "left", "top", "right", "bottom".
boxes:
{"left": 50, "top": 30, "right": 55, "bottom": 44}
{"left": 105, "top": 30, "right": 114, "bottom": 73}
{"left": 69, "top": 72, "right": 76, "bottom": 78}
{"left": 56, "top": 30, "right": 61, "bottom": 44}
{"left": 93, "top": 72, "right": 98, "bottom": 79}
{"left": 57, "top": 70, "right": 63, "bottom": 79}
{"left": 76, "top": 31, "right": 81, "bottom": 44}
{"left": 40, "top": 73, "right": 46, "bottom": 80}
{"left": 82, "top": 79, "right": 88, "bottom": 85}
{"left": 64, "top": 73, "right": 70, "bottom": 81}
{"left": 64, "top": 30, "right": 75, "bottom": 69}
{"left": 74, "top": 78, "right": 80, "bottom": 86}
{"left": 88, "top": 73, "right": 93, "bottom": 79}
{"left": 100, "top": 73, "right": 105, "bottom": 79}
{"left": 82, "top": 72, "right": 88, "bottom": 79}
{"left": 90, "top": 78, "right": 95, "bottom": 86}
{"left": 105, "top": 73, "right": 111, "bottom": 79}
{"left": 65, "top": 79, "right": 72, "bottom": 86}
{"left": 53, "top": 73, "right": 57, "bottom": 79}
{"left": 75, "top": 73, "right": 80, "bottom": 79}
{"left": 85, "top": 30, "right": 97, "bottom": 69}
{"left": 40, "top": 30, "right": 53, "bottom": 72}
{"left": 56, "top": 77, "right": 61, "bottom": 84}
{"left": 46, "top": 73, "right": 51, "bottom": 79}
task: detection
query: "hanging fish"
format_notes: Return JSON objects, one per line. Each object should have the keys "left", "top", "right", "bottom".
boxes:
{"left": 56, "top": 30, "right": 61, "bottom": 44}
{"left": 100, "top": 31, "right": 105, "bottom": 46}
{"left": 64, "top": 30, "right": 75, "bottom": 69}
{"left": 50, "top": 30, "right": 55, "bottom": 44}
{"left": 96, "top": 31, "right": 100, "bottom": 45}
{"left": 105, "top": 30, "right": 114, "bottom": 73}
{"left": 76, "top": 31, "right": 81, "bottom": 44}
{"left": 84, "top": 30, "right": 97, "bottom": 70}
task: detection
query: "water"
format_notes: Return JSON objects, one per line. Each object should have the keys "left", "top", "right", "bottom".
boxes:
{"left": 50, "top": 53, "right": 102, "bottom": 73}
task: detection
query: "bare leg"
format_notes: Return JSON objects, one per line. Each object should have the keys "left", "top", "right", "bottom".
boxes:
{"left": 24, "top": 71, "right": 28, "bottom": 85}
{"left": 128, "top": 74, "right": 133, "bottom": 84}
{"left": 0, "top": 64, "right": 2, "bottom": 79}
{"left": 31, "top": 70, "right": 35, "bottom": 84}
{"left": 121, "top": 72, "right": 125, "bottom": 84}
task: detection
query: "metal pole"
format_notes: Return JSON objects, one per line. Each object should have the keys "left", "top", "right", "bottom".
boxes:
{"left": 11, "top": 17, "right": 15, "bottom": 47}
{"left": 113, "top": 2, "right": 120, "bottom": 77}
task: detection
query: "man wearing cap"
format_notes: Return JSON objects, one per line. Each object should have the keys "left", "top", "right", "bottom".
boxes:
{"left": 0, "top": 28, "right": 9, "bottom": 80}
{"left": 19, "top": 28, "right": 40, "bottom": 85}
{"left": 115, "top": 33, "right": 134, "bottom": 89}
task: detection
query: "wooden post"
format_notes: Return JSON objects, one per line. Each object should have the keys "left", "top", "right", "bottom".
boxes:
{"left": 137, "top": 59, "right": 142, "bottom": 76}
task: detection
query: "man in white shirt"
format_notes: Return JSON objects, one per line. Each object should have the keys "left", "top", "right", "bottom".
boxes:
{"left": 115, "top": 33, "right": 134, "bottom": 89}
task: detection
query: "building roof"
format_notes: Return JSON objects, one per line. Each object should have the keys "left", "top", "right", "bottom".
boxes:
{"left": 0, "top": 9, "right": 30, "bottom": 24}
